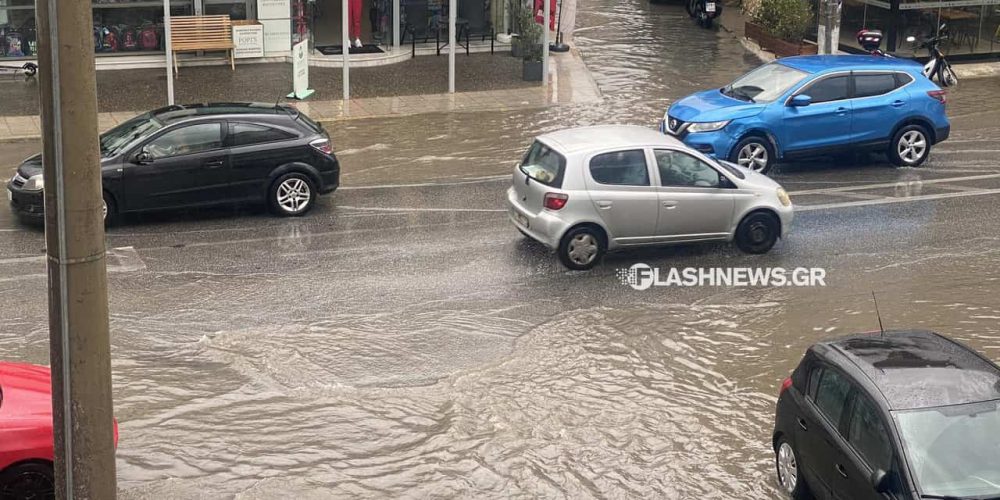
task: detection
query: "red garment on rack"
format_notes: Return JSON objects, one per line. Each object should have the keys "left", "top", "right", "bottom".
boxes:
{"left": 534, "top": 0, "right": 557, "bottom": 30}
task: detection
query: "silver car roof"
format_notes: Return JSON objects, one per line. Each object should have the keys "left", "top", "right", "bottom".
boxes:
{"left": 537, "top": 125, "right": 685, "bottom": 155}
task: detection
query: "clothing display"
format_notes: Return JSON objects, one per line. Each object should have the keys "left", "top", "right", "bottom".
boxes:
{"left": 348, "top": 0, "right": 362, "bottom": 40}
{"left": 534, "top": 0, "right": 555, "bottom": 30}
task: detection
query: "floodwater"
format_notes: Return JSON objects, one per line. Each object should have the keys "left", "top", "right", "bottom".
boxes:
{"left": 1, "top": 0, "right": 1000, "bottom": 498}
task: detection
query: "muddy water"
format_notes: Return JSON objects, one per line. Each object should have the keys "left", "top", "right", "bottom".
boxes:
{"left": 2, "top": 0, "right": 999, "bottom": 498}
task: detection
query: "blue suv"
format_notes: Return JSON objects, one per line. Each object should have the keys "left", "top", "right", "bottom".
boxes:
{"left": 660, "top": 55, "right": 950, "bottom": 174}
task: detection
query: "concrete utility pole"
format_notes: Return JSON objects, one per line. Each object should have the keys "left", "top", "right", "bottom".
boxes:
{"left": 819, "top": 0, "right": 842, "bottom": 54}
{"left": 542, "top": 0, "right": 550, "bottom": 85}
{"left": 449, "top": 0, "right": 456, "bottom": 93}
{"left": 36, "top": 0, "right": 118, "bottom": 497}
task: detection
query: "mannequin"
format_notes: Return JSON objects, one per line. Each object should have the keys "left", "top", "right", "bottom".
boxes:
{"left": 534, "top": 0, "right": 556, "bottom": 31}
{"left": 348, "top": 0, "right": 362, "bottom": 48}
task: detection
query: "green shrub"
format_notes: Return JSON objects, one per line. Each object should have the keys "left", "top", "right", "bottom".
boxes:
{"left": 752, "top": 0, "right": 813, "bottom": 42}
{"left": 517, "top": 8, "right": 543, "bottom": 62}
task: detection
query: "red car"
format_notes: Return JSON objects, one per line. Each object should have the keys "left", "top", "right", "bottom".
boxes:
{"left": 0, "top": 362, "right": 118, "bottom": 499}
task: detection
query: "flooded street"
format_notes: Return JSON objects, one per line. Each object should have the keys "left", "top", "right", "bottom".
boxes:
{"left": 2, "top": 0, "right": 1000, "bottom": 498}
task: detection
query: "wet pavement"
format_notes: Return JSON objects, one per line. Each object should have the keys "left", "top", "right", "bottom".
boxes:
{"left": 0, "top": 52, "right": 535, "bottom": 116}
{"left": 3, "top": 0, "right": 1000, "bottom": 498}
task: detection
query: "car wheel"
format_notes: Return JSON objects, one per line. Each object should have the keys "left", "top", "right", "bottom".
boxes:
{"left": 888, "top": 125, "right": 930, "bottom": 167}
{"left": 0, "top": 462, "right": 54, "bottom": 500}
{"left": 775, "top": 437, "right": 811, "bottom": 499}
{"left": 269, "top": 173, "right": 316, "bottom": 217}
{"left": 732, "top": 136, "right": 775, "bottom": 174}
{"left": 735, "top": 211, "right": 780, "bottom": 254}
{"left": 558, "top": 226, "right": 605, "bottom": 271}
{"left": 103, "top": 191, "right": 117, "bottom": 227}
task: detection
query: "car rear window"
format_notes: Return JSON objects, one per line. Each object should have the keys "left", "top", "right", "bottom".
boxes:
{"left": 296, "top": 113, "right": 324, "bottom": 134}
{"left": 520, "top": 140, "right": 566, "bottom": 187}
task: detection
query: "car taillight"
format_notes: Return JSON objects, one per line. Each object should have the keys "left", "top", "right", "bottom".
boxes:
{"left": 927, "top": 90, "right": 947, "bottom": 104}
{"left": 310, "top": 138, "right": 333, "bottom": 155}
{"left": 543, "top": 192, "right": 568, "bottom": 210}
{"left": 779, "top": 377, "right": 793, "bottom": 396}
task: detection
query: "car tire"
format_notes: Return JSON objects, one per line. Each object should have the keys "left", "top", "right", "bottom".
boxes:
{"left": 558, "top": 226, "right": 605, "bottom": 271}
{"left": 888, "top": 124, "right": 931, "bottom": 168}
{"left": 731, "top": 136, "right": 775, "bottom": 175}
{"left": 103, "top": 191, "right": 117, "bottom": 227}
{"left": 775, "top": 437, "right": 811, "bottom": 500}
{"left": 268, "top": 172, "right": 317, "bottom": 217}
{"left": 735, "top": 211, "right": 780, "bottom": 254}
{"left": 0, "top": 462, "right": 54, "bottom": 500}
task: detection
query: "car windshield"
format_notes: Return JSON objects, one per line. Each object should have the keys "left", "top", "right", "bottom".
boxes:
{"left": 99, "top": 113, "right": 163, "bottom": 157}
{"left": 722, "top": 62, "right": 809, "bottom": 103}
{"left": 519, "top": 140, "right": 566, "bottom": 187}
{"left": 894, "top": 399, "right": 1000, "bottom": 498}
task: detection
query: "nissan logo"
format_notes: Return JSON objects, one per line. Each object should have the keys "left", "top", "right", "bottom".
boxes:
{"left": 669, "top": 119, "right": 678, "bottom": 130}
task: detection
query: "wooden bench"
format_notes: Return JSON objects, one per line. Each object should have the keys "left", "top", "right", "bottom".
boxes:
{"left": 170, "top": 15, "right": 235, "bottom": 75}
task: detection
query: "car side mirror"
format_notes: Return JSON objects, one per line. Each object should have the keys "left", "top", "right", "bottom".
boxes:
{"left": 789, "top": 94, "right": 812, "bottom": 107}
{"left": 134, "top": 150, "right": 153, "bottom": 165}
{"left": 870, "top": 469, "right": 889, "bottom": 493}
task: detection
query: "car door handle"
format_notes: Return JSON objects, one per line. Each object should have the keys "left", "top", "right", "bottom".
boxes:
{"left": 836, "top": 463, "right": 848, "bottom": 478}
{"left": 891, "top": 100, "right": 906, "bottom": 107}
{"left": 796, "top": 418, "right": 808, "bottom": 431}
{"left": 835, "top": 107, "right": 849, "bottom": 116}
{"left": 662, "top": 201, "right": 678, "bottom": 209}
{"left": 204, "top": 160, "right": 225, "bottom": 169}
{"left": 596, "top": 201, "right": 613, "bottom": 209}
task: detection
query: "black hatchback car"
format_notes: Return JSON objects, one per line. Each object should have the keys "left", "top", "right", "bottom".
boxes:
{"left": 6, "top": 102, "right": 339, "bottom": 224}
{"left": 773, "top": 330, "right": 1000, "bottom": 500}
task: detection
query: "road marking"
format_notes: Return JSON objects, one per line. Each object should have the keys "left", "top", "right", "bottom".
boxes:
{"left": 788, "top": 173, "right": 1000, "bottom": 195}
{"left": 796, "top": 187, "right": 1000, "bottom": 212}
{"left": 339, "top": 175, "right": 508, "bottom": 190}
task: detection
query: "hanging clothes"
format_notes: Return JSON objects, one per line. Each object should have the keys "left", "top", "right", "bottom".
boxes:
{"left": 348, "top": 0, "right": 363, "bottom": 40}
{"left": 534, "top": 0, "right": 556, "bottom": 31}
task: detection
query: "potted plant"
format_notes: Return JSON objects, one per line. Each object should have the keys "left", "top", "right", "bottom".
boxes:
{"left": 508, "top": 0, "right": 524, "bottom": 58}
{"left": 744, "top": 0, "right": 816, "bottom": 57}
{"left": 519, "top": 9, "right": 543, "bottom": 81}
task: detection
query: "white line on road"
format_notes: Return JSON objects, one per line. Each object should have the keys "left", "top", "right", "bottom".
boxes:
{"left": 795, "top": 187, "right": 1000, "bottom": 212}
{"left": 338, "top": 205, "right": 507, "bottom": 213}
{"left": 788, "top": 173, "right": 1000, "bottom": 195}
{"left": 338, "top": 175, "right": 508, "bottom": 190}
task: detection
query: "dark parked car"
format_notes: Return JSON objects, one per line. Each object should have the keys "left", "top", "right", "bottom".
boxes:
{"left": 6, "top": 102, "right": 339, "bottom": 224}
{"left": 773, "top": 330, "right": 1000, "bottom": 500}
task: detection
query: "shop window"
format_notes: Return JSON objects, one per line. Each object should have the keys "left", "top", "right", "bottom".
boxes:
{"left": 0, "top": 0, "right": 36, "bottom": 58}
{"left": 91, "top": 0, "right": 195, "bottom": 55}
{"left": 204, "top": 0, "right": 250, "bottom": 20}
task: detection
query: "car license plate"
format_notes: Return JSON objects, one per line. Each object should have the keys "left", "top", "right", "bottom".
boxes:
{"left": 706, "top": 2, "right": 716, "bottom": 12}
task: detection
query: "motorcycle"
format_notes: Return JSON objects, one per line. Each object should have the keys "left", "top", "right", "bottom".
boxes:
{"left": 856, "top": 26, "right": 957, "bottom": 88}
{"left": 907, "top": 24, "right": 958, "bottom": 88}
{"left": 685, "top": 0, "right": 721, "bottom": 29}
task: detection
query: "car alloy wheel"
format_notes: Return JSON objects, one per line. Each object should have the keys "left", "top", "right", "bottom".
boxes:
{"left": 777, "top": 441, "right": 798, "bottom": 493}
{"left": 737, "top": 143, "right": 768, "bottom": 172}
{"left": 276, "top": 178, "right": 312, "bottom": 214}
{"left": 897, "top": 130, "right": 927, "bottom": 165}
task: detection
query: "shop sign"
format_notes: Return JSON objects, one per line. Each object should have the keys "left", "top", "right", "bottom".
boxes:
{"left": 898, "top": 0, "right": 1000, "bottom": 8}
{"left": 233, "top": 24, "right": 265, "bottom": 59}
{"left": 257, "top": 0, "right": 291, "bottom": 20}
{"left": 287, "top": 40, "right": 314, "bottom": 100}
{"left": 261, "top": 18, "right": 292, "bottom": 54}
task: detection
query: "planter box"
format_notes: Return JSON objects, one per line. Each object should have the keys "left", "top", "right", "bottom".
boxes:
{"left": 745, "top": 22, "right": 816, "bottom": 58}
{"left": 523, "top": 60, "right": 543, "bottom": 81}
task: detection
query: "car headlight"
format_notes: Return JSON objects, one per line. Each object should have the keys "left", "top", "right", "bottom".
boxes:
{"left": 777, "top": 187, "right": 791, "bottom": 207}
{"left": 687, "top": 120, "right": 731, "bottom": 133}
{"left": 23, "top": 174, "right": 44, "bottom": 191}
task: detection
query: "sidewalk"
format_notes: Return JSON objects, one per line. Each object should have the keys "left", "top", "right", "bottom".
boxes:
{"left": 0, "top": 49, "right": 602, "bottom": 142}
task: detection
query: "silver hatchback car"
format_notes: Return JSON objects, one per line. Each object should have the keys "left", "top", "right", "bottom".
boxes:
{"left": 507, "top": 125, "right": 794, "bottom": 270}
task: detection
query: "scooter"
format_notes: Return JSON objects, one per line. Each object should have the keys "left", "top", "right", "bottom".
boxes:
{"left": 907, "top": 24, "right": 957, "bottom": 88}
{"left": 686, "top": 0, "right": 721, "bottom": 29}
{"left": 0, "top": 62, "right": 37, "bottom": 79}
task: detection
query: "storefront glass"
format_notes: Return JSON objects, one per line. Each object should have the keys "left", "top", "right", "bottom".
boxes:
{"left": 840, "top": 0, "right": 1000, "bottom": 56}
{"left": 0, "top": 0, "right": 36, "bottom": 58}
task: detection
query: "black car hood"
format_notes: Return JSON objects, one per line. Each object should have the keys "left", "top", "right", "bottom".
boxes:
{"left": 16, "top": 154, "right": 42, "bottom": 178}
{"left": 16, "top": 154, "right": 112, "bottom": 179}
